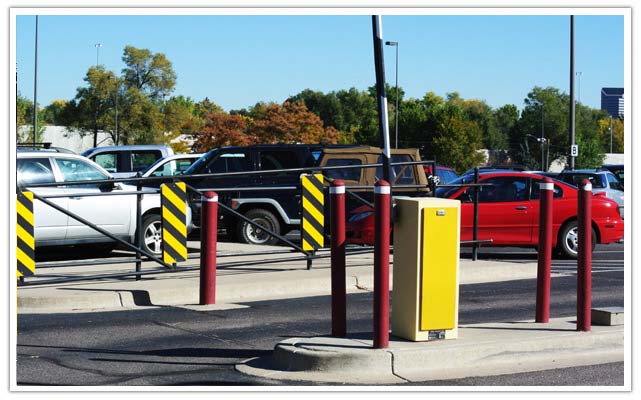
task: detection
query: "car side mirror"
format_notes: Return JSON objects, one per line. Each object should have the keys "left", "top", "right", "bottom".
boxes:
{"left": 99, "top": 180, "right": 116, "bottom": 192}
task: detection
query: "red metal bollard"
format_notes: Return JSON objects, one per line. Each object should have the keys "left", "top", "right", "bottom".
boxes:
{"left": 330, "top": 179, "right": 346, "bottom": 337}
{"left": 536, "top": 178, "right": 554, "bottom": 323}
{"left": 200, "top": 191, "right": 218, "bottom": 305}
{"left": 577, "top": 179, "right": 592, "bottom": 331}
{"left": 373, "top": 180, "right": 391, "bottom": 349}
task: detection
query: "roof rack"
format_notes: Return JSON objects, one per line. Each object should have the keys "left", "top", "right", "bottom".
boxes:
{"left": 17, "top": 142, "right": 76, "bottom": 154}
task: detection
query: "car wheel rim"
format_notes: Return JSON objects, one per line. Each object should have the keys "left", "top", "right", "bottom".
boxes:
{"left": 565, "top": 226, "right": 579, "bottom": 256}
{"left": 245, "top": 218, "right": 273, "bottom": 244}
{"left": 145, "top": 221, "right": 162, "bottom": 254}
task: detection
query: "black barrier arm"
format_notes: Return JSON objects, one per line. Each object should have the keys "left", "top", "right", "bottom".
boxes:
{"left": 183, "top": 183, "right": 307, "bottom": 254}
{"left": 29, "top": 191, "right": 174, "bottom": 269}
{"left": 322, "top": 175, "right": 374, "bottom": 209}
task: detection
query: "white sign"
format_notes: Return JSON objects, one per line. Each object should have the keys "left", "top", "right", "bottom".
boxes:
{"left": 571, "top": 144, "right": 579, "bottom": 157}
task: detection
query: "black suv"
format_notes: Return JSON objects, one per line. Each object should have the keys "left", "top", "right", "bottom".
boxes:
{"left": 184, "top": 144, "right": 324, "bottom": 245}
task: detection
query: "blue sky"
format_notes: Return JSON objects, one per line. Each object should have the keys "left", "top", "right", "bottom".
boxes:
{"left": 15, "top": 13, "right": 624, "bottom": 112}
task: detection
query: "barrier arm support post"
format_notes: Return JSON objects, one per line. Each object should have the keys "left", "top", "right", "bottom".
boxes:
{"left": 536, "top": 178, "right": 554, "bottom": 323}
{"left": 200, "top": 191, "right": 218, "bottom": 305}
{"left": 373, "top": 180, "right": 391, "bottom": 349}
{"left": 330, "top": 179, "right": 346, "bottom": 337}
{"left": 577, "top": 179, "right": 592, "bottom": 332}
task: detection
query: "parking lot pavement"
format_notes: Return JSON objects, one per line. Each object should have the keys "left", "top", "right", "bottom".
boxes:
{"left": 17, "top": 241, "right": 542, "bottom": 314}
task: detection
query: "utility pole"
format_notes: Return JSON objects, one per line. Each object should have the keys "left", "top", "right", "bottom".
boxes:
{"left": 33, "top": 15, "right": 39, "bottom": 146}
{"left": 569, "top": 15, "right": 576, "bottom": 170}
{"left": 609, "top": 116, "right": 613, "bottom": 153}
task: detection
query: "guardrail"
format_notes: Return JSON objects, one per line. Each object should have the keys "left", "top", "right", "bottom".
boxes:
{"left": 17, "top": 160, "right": 492, "bottom": 286}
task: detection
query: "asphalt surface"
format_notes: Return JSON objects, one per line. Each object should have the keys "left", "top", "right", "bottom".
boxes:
{"left": 16, "top": 243, "right": 626, "bottom": 386}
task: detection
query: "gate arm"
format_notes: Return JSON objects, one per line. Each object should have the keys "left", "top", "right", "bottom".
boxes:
{"left": 184, "top": 184, "right": 308, "bottom": 255}
{"left": 30, "top": 192, "right": 174, "bottom": 269}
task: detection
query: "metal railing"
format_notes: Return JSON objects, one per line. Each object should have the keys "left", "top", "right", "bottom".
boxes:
{"left": 17, "top": 159, "right": 492, "bottom": 285}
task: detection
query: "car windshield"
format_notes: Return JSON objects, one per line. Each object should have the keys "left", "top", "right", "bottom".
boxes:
{"left": 184, "top": 149, "right": 219, "bottom": 175}
{"left": 435, "top": 174, "right": 477, "bottom": 198}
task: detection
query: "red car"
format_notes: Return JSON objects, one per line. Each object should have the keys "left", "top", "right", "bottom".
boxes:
{"left": 346, "top": 171, "right": 624, "bottom": 258}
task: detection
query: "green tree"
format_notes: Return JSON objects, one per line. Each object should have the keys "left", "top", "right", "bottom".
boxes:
{"left": 513, "top": 87, "right": 570, "bottom": 170}
{"left": 116, "top": 87, "right": 163, "bottom": 145}
{"left": 16, "top": 94, "right": 45, "bottom": 143}
{"left": 60, "top": 66, "right": 120, "bottom": 147}
{"left": 41, "top": 100, "right": 68, "bottom": 125}
{"left": 195, "top": 97, "right": 224, "bottom": 118}
{"left": 336, "top": 88, "right": 378, "bottom": 145}
{"left": 427, "top": 99, "right": 485, "bottom": 173}
{"left": 121, "top": 45, "right": 176, "bottom": 101}
{"left": 597, "top": 117, "right": 624, "bottom": 154}
{"left": 493, "top": 104, "right": 520, "bottom": 148}
{"left": 162, "top": 95, "right": 204, "bottom": 153}
{"left": 573, "top": 104, "right": 607, "bottom": 168}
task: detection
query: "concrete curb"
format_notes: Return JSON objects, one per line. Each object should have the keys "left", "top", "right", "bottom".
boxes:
{"left": 235, "top": 317, "right": 624, "bottom": 384}
{"left": 18, "top": 258, "right": 539, "bottom": 314}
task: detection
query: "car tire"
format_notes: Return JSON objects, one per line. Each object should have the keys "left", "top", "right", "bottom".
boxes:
{"left": 556, "top": 220, "right": 596, "bottom": 259}
{"left": 236, "top": 209, "right": 281, "bottom": 246}
{"left": 141, "top": 213, "right": 163, "bottom": 256}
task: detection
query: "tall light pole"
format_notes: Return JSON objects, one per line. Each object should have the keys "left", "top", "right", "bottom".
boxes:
{"left": 532, "top": 100, "right": 545, "bottom": 170}
{"left": 576, "top": 71, "right": 582, "bottom": 104}
{"left": 33, "top": 15, "right": 39, "bottom": 146}
{"left": 94, "top": 43, "right": 102, "bottom": 66}
{"left": 609, "top": 116, "right": 613, "bottom": 153}
{"left": 385, "top": 41, "right": 399, "bottom": 149}
{"left": 540, "top": 103, "right": 545, "bottom": 170}
{"left": 569, "top": 15, "right": 576, "bottom": 170}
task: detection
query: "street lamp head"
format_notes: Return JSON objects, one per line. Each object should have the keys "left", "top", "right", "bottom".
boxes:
{"left": 385, "top": 41, "right": 398, "bottom": 46}
{"left": 95, "top": 43, "right": 102, "bottom": 48}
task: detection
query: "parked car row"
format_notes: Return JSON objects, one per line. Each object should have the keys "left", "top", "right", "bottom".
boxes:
{"left": 17, "top": 143, "right": 625, "bottom": 259}
{"left": 345, "top": 171, "right": 624, "bottom": 259}
{"left": 17, "top": 149, "right": 193, "bottom": 256}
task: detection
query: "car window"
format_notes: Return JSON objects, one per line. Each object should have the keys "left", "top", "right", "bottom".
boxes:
{"left": 530, "top": 179, "right": 563, "bottom": 199}
{"left": 324, "top": 158, "right": 362, "bottom": 181}
{"left": 93, "top": 153, "right": 119, "bottom": 173}
{"left": 561, "top": 173, "right": 606, "bottom": 189}
{"left": 259, "top": 150, "right": 302, "bottom": 177}
{"left": 17, "top": 158, "right": 56, "bottom": 186}
{"left": 606, "top": 172, "right": 623, "bottom": 191}
{"left": 478, "top": 177, "right": 528, "bottom": 202}
{"left": 131, "top": 151, "right": 162, "bottom": 172}
{"left": 150, "top": 158, "right": 197, "bottom": 177}
{"left": 206, "top": 152, "right": 251, "bottom": 173}
{"left": 54, "top": 158, "right": 109, "bottom": 186}
{"left": 376, "top": 154, "right": 415, "bottom": 185}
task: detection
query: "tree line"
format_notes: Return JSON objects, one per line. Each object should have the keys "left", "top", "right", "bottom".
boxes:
{"left": 17, "top": 45, "right": 624, "bottom": 173}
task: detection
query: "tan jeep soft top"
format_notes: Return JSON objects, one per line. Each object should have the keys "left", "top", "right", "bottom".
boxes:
{"left": 318, "top": 146, "right": 429, "bottom": 191}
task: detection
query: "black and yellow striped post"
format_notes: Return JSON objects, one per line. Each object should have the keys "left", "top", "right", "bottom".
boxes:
{"left": 17, "top": 191, "right": 36, "bottom": 280}
{"left": 161, "top": 182, "right": 188, "bottom": 265}
{"left": 301, "top": 174, "right": 325, "bottom": 267}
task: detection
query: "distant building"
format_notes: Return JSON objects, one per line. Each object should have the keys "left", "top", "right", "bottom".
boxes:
{"left": 601, "top": 87, "right": 624, "bottom": 118}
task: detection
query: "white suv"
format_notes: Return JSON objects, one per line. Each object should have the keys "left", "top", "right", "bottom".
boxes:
{"left": 16, "top": 151, "right": 192, "bottom": 256}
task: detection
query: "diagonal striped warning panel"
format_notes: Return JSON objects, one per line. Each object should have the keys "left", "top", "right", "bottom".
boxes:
{"left": 161, "top": 182, "right": 188, "bottom": 264}
{"left": 17, "top": 191, "right": 36, "bottom": 278}
{"left": 301, "top": 174, "right": 325, "bottom": 251}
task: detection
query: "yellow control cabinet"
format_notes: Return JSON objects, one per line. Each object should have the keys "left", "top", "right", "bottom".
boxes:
{"left": 392, "top": 197, "right": 461, "bottom": 341}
